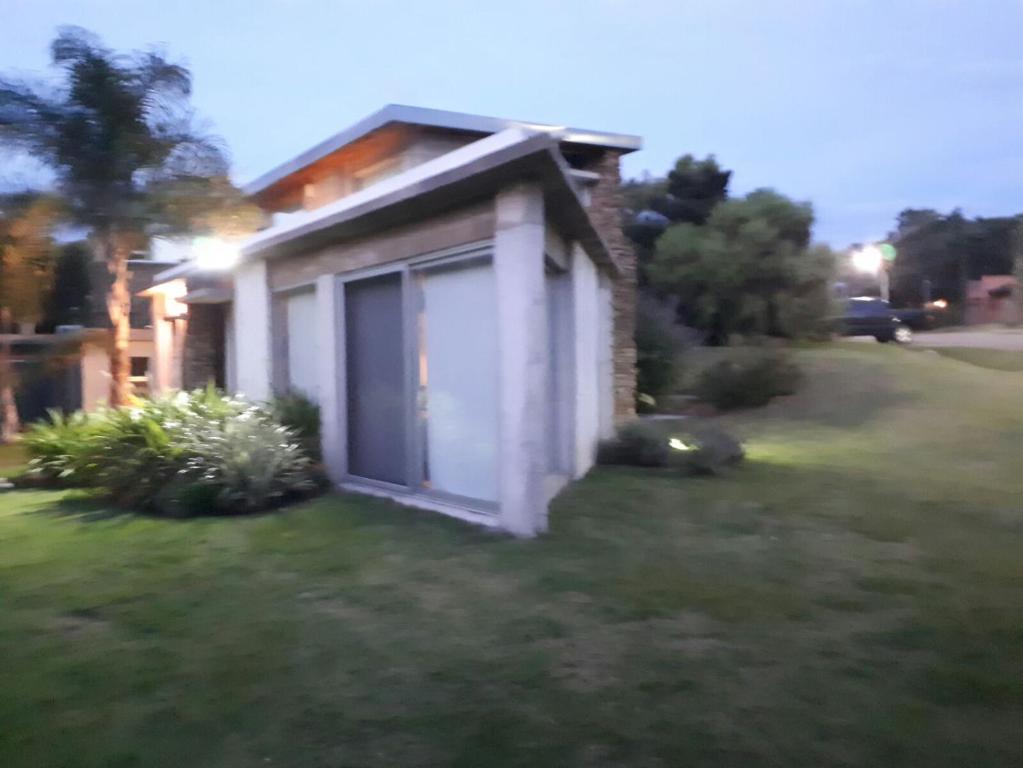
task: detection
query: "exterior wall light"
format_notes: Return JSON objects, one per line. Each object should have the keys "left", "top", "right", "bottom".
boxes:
{"left": 193, "top": 237, "right": 241, "bottom": 271}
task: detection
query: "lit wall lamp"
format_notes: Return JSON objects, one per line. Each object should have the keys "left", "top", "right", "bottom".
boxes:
{"left": 192, "top": 236, "right": 241, "bottom": 271}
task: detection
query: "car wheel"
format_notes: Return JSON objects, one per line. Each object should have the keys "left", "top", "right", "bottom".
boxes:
{"left": 894, "top": 326, "right": 913, "bottom": 344}
{"left": 875, "top": 333, "right": 892, "bottom": 343}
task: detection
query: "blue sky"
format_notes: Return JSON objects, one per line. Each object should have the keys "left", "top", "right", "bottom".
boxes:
{"left": 1, "top": 0, "right": 1021, "bottom": 246}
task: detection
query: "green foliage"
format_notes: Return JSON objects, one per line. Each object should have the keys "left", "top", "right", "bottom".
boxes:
{"left": 597, "top": 419, "right": 744, "bottom": 474}
{"left": 889, "top": 209, "right": 1023, "bottom": 306}
{"left": 623, "top": 156, "right": 731, "bottom": 266}
{"left": 634, "top": 303, "right": 678, "bottom": 408}
{"left": 20, "top": 409, "right": 103, "bottom": 484}
{"left": 694, "top": 350, "right": 802, "bottom": 410}
{"left": 656, "top": 154, "right": 732, "bottom": 226}
{"left": 648, "top": 189, "right": 835, "bottom": 343}
{"left": 270, "top": 391, "right": 322, "bottom": 462}
{"left": 22, "top": 390, "right": 319, "bottom": 515}
{"left": 597, "top": 421, "right": 670, "bottom": 467}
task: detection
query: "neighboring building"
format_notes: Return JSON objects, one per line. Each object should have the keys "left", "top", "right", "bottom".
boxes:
{"left": 144, "top": 105, "right": 641, "bottom": 536}
{"left": 3, "top": 258, "right": 172, "bottom": 421}
{"left": 965, "top": 275, "right": 1020, "bottom": 326}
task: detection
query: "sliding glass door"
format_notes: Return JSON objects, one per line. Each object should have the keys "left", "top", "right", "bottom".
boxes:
{"left": 345, "top": 273, "right": 407, "bottom": 485}
{"left": 342, "top": 251, "right": 499, "bottom": 507}
{"left": 416, "top": 258, "right": 499, "bottom": 502}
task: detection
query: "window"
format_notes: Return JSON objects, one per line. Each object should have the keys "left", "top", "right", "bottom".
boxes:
{"left": 129, "top": 356, "right": 150, "bottom": 396}
{"left": 284, "top": 290, "right": 319, "bottom": 400}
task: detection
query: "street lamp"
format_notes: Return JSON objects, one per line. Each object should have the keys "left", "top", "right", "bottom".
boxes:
{"left": 851, "top": 244, "right": 891, "bottom": 302}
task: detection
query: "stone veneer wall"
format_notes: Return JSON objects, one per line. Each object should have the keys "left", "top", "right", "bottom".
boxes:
{"left": 181, "top": 303, "right": 226, "bottom": 391}
{"left": 583, "top": 150, "right": 637, "bottom": 421}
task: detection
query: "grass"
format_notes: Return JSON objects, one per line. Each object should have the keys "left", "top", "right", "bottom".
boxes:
{"left": 925, "top": 345, "right": 1023, "bottom": 371}
{"left": 0, "top": 442, "right": 26, "bottom": 475}
{"left": 2, "top": 343, "right": 1023, "bottom": 767}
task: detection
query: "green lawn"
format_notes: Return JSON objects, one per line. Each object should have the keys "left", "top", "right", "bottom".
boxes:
{"left": 926, "top": 345, "right": 1023, "bottom": 371}
{"left": 0, "top": 443, "right": 26, "bottom": 476}
{"left": 2, "top": 343, "right": 1023, "bottom": 767}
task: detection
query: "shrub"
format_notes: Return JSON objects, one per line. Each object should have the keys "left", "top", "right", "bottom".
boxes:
{"left": 597, "top": 420, "right": 744, "bottom": 475}
{"left": 597, "top": 421, "right": 669, "bottom": 467}
{"left": 635, "top": 303, "right": 679, "bottom": 410}
{"left": 270, "top": 391, "right": 321, "bottom": 461}
{"left": 23, "top": 389, "right": 320, "bottom": 515}
{"left": 694, "top": 351, "right": 802, "bottom": 410}
{"left": 20, "top": 409, "right": 103, "bottom": 486}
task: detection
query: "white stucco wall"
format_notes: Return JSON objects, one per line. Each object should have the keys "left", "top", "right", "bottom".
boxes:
{"left": 232, "top": 259, "right": 272, "bottom": 401}
{"left": 80, "top": 338, "right": 155, "bottom": 411}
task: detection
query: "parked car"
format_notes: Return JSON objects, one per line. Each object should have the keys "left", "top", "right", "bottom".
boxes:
{"left": 893, "top": 306, "right": 940, "bottom": 331}
{"left": 837, "top": 297, "right": 913, "bottom": 343}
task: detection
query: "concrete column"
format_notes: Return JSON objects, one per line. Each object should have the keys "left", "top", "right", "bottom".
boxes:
{"left": 494, "top": 183, "right": 548, "bottom": 536}
{"left": 232, "top": 259, "right": 272, "bottom": 401}
{"left": 149, "top": 293, "right": 173, "bottom": 395}
{"left": 316, "top": 274, "right": 345, "bottom": 485}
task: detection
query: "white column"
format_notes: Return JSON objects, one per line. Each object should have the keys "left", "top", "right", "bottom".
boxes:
{"left": 571, "top": 243, "right": 601, "bottom": 477}
{"left": 316, "top": 274, "right": 345, "bottom": 485}
{"left": 494, "top": 183, "right": 548, "bottom": 536}
{"left": 232, "top": 259, "right": 272, "bottom": 401}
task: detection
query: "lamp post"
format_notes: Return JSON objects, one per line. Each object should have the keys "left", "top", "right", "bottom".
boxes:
{"left": 852, "top": 244, "right": 893, "bottom": 302}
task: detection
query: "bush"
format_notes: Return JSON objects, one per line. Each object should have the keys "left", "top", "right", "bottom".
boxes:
{"left": 597, "top": 420, "right": 743, "bottom": 475}
{"left": 597, "top": 421, "right": 669, "bottom": 467}
{"left": 694, "top": 351, "right": 802, "bottom": 410}
{"left": 270, "top": 391, "right": 321, "bottom": 461}
{"left": 22, "top": 389, "right": 320, "bottom": 515}
{"left": 635, "top": 303, "right": 678, "bottom": 410}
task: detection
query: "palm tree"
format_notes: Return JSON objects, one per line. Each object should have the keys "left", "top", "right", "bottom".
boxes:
{"left": 0, "top": 27, "right": 231, "bottom": 405}
{"left": 0, "top": 195, "right": 58, "bottom": 441}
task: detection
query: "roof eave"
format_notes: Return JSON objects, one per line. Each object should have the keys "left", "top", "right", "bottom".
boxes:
{"left": 240, "top": 134, "right": 619, "bottom": 275}
{"left": 242, "top": 104, "right": 641, "bottom": 197}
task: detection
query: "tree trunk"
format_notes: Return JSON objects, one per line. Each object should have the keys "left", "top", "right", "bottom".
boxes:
{"left": 0, "top": 310, "right": 20, "bottom": 443}
{"left": 106, "top": 234, "right": 133, "bottom": 407}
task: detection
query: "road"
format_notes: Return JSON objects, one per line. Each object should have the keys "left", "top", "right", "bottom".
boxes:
{"left": 912, "top": 328, "right": 1023, "bottom": 351}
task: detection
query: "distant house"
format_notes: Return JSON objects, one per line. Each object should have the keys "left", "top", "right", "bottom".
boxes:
{"left": 143, "top": 105, "right": 641, "bottom": 536}
{"left": 3, "top": 258, "right": 169, "bottom": 422}
{"left": 965, "top": 275, "right": 1019, "bottom": 326}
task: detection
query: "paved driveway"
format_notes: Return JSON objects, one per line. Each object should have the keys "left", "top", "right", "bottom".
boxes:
{"left": 913, "top": 328, "right": 1023, "bottom": 351}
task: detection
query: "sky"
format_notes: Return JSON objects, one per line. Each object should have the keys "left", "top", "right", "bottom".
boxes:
{"left": 1, "top": 0, "right": 1021, "bottom": 247}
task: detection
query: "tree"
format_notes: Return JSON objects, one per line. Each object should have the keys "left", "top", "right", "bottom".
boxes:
{"left": 654, "top": 154, "right": 731, "bottom": 226}
{"left": 0, "top": 195, "right": 59, "bottom": 441}
{"left": 888, "top": 209, "right": 1020, "bottom": 307}
{"left": 623, "top": 155, "right": 732, "bottom": 255}
{"left": 0, "top": 27, "right": 232, "bottom": 405}
{"left": 648, "top": 189, "right": 834, "bottom": 344}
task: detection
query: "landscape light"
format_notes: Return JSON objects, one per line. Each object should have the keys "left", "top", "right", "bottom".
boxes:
{"left": 851, "top": 245, "right": 883, "bottom": 274}
{"left": 668, "top": 437, "right": 695, "bottom": 452}
{"left": 192, "top": 237, "right": 240, "bottom": 271}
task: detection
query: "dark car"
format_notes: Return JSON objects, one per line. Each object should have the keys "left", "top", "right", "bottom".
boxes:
{"left": 893, "top": 306, "right": 941, "bottom": 331}
{"left": 838, "top": 297, "right": 913, "bottom": 343}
